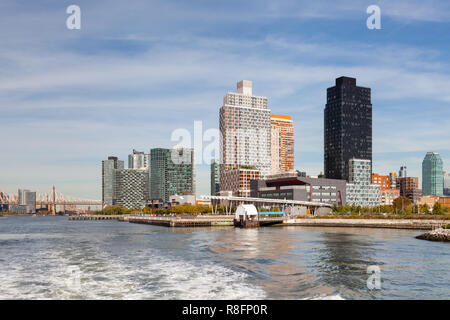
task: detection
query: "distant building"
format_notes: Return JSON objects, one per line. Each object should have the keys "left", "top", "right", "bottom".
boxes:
{"left": 102, "top": 156, "right": 124, "bottom": 206}
{"left": 210, "top": 159, "right": 220, "bottom": 196}
{"left": 439, "top": 196, "right": 450, "bottom": 210}
{"left": 372, "top": 173, "right": 391, "bottom": 189}
{"left": 150, "top": 147, "right": 195, "bottom": 202}
{"left": 250, "top": 171, "right": 346, "bottom": 206}
{"left": 114, "top": 169, "right": 149, "bottom": 209}
{"left": 270, "top": 115, "right": 294, "bottom": 174}
{"left": 443, "top": 171, "right": 450, "bottom": 195}
{"left": 389, "top": 172, "right": 398, "bottom": 189}
{"left": 397, "top": 176, "right": 422, "bottom": 203}
{"left": 10, "top": 189, "right": 36, "bottom": 214}
{"left": 399, "top": 166, "right": 407, "bottom": 178}
{"left": 372, "top": 172, "right": 400, "bottom": 205}
{"left": 422, "top": 152, "right": 444, "bottom": 196}
{"left": 417, "top": 195, "right": 440, "bottom": 209}
{"left": 169, "top": 194, "right": 196, "bottom": 206}
{"left": 345, "top": 159, "right": 380, "bottom": 207}
{"left": 128, "top": 149, "right": 150, "bottom": 170}
{"left": 324, "top": 77, "right": 372, "bottom": 181}
{"left": 221, "top": 168, "right": 260, "bottom": 197}
{"left": 380, "top": 188, "right": 400, "bottom": 206}
{"left": 220, "top": 80, "right": 271, "bottom": 177}
{"left": 128, "top": 149, "right": 151, "bottom": 199}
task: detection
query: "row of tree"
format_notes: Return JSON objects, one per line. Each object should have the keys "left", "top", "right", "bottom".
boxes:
{"left": 332, "top": 196, "right": 449, "bottom": 215}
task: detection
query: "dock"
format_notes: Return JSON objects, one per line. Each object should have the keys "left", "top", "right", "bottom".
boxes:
{"left": 127, "top": 216, "right": 234, "bottom": 227}
{"left": 68, "top": 214, "right": 234, "bottom": 227}
{"left": 68, "top": 215, "right": 127, "bottom": 221}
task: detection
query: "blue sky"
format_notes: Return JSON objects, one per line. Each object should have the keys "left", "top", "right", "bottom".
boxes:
{"left": 1, "top": 0, "right": 450, "bottom": 199}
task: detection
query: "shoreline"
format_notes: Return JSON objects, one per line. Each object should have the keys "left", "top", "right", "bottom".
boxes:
{"left": 281, "top": 218, "right": 450, "bottom": 230}
{"left": 4, "top": 214, "right": 450, "bottom": 231}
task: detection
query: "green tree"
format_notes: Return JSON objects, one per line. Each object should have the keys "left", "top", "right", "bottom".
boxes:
{"left": 102, "top": 205, "right": 127, "bottom": 215}
{"left": 432, "top": 201, "right": 443, "bottom": 215}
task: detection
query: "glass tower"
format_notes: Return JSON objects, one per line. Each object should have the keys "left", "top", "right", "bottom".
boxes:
{"left": 422, "top": 152, "right": 444, "bottom": 196}
{"left": 210, "top": 159, "right": 220, "bottom": 196}
{"left": 102, "top": 156, "right": 124, "bottom": 206}
{"left": 324, "top": 77, "right": 372, "bottom": 181}
{"left": 150, "top": 148, "right": 195, "bottom": 202}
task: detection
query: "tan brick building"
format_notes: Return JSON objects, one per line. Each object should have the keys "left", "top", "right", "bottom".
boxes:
{"left": 270, "top": 115, "right": 294, "bottom": 174}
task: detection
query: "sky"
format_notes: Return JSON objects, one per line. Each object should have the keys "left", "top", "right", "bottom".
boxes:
{"left": 1, "top": 0, "right": 450, "bottom": 200}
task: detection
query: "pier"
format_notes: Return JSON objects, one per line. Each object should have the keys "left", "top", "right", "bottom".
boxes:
{"left": 127, "top": 216, "right": 234, "bottom": 227}
{"left": 68, "top": 215, "right": 126, "bottom": 221}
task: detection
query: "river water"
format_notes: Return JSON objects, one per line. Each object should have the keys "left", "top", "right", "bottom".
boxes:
{"left": 0, "top": 216, "right": 448, "bottom": 300}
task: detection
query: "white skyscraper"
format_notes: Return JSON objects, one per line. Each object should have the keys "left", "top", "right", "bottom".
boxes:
{"left": 219, "top": 80, "right": 271, "bottom": 178}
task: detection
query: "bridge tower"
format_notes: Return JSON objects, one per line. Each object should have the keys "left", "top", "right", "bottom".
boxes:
{"left": 51, "top": 185, "right": 56, "bottom": 215}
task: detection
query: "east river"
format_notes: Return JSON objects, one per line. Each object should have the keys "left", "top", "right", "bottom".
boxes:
{"left": 0, "top": 216, "right": 448, "bottom": 299}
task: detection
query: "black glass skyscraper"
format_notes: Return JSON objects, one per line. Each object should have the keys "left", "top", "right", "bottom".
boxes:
{"left": 324, "top": 76, "right": 372, "bottom": 181}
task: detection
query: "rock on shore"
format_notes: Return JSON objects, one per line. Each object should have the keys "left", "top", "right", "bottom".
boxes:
{"left": 416, "top": 228, "right": 450, "bottom": 242}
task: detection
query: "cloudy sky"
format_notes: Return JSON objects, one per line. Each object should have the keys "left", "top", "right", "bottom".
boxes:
{"left": 1, "top": 0, "right": 450, "bottom": 199}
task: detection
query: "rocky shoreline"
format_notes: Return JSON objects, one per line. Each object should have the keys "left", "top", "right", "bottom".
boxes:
{"left": 416, "top": 228, "right": 450, "bottom": 242}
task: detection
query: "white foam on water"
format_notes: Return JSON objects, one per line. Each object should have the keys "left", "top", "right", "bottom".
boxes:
{"left": 304, "top": 293, "right": 346, "bottom": 300}
{"left": 0, "top": 243, "right": 266, "bottom": 300}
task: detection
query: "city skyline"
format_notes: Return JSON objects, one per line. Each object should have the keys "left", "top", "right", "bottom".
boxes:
{"left": 1, "top": 0, "right": 450, "bottom": 199}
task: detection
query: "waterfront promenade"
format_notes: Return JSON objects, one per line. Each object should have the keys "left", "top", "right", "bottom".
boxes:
{"left": 283, "top": 218, "right": 450, "bottom": 230}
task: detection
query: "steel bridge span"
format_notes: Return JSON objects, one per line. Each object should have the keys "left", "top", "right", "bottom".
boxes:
{"left": 0, "top": 186, "right": 101, "bottom": 214}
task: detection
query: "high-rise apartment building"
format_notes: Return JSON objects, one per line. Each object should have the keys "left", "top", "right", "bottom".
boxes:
{"left": 219, "top": 80, "right": 271, "bottom": 179}
{"left": 128, "top": 149, "right": 151, "bottom": 199}
{"left": 114, "top": 169, "right": 149, "bottom": 209}
{"left": 220, "top": 168, "right": 260, "bottom": 198}
{"left": 270, "top": 115, "right": 294, "bottom": 174}
{"left": 210, "top": 159, "right": 220, "bottom": 196}
{"left": 324, "top": 77, "right": 372, "bottom": 181}
{"left": 422, "top": 152, "right": 444, "bottom": 196}
{"left": 102, "top": 156, "right": 124, "bottom": 206}
{"left": 150, "top": 147, "right": 195, "bottom": 202}
{"left": 128, "top": 149, "right": 150, "bottom": 170}
{"left": 346, "top": 158, "right": 380, "bottom": 207}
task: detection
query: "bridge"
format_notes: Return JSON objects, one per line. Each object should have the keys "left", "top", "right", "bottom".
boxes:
{"left": 0, "top": 186, "right": 102, "bottom": 214}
